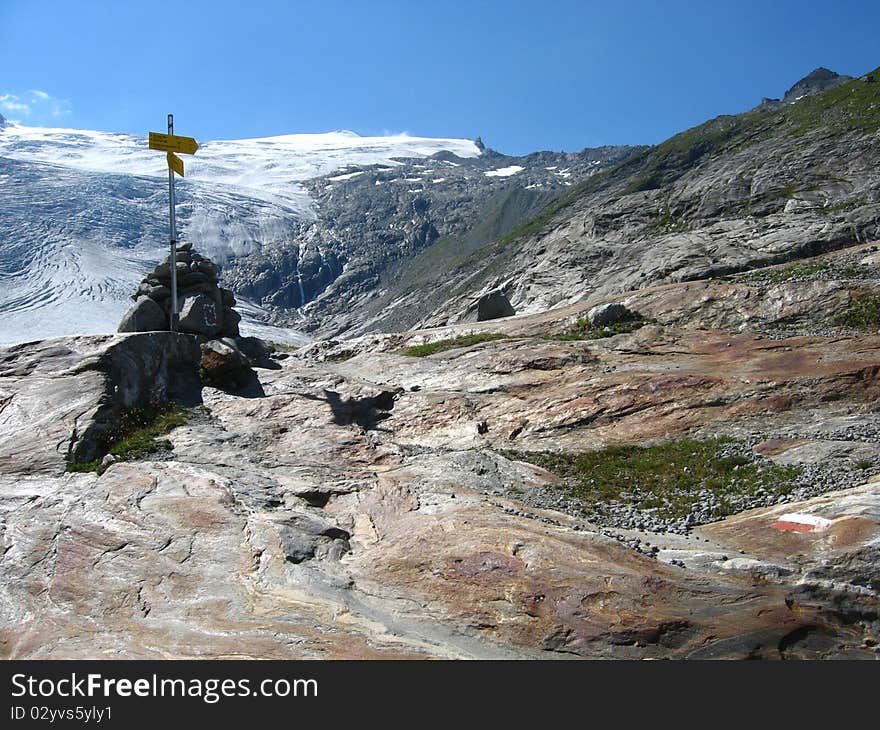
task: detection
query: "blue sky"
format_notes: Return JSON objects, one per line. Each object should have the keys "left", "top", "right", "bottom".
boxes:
{"left": 1, "top": 0, "right": 878, "bottom": 154}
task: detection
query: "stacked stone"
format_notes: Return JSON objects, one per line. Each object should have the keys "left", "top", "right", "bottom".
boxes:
{"left": 118, "top": 242, "right": 241, "bottom": 338}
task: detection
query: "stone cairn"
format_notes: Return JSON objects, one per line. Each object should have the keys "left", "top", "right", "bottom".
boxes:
{"left": 118, "top": 242, "right": 239, "bottom": 338}
{"left": 118, "top": 243, "right": 271, "bottom": 388}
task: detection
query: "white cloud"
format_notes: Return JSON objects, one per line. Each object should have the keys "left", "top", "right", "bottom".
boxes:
{"left": 0, "top": 89, "right": 70, "bottom": 124}
{"left": 0, "top": 94, "right": 31, "bottom": 115}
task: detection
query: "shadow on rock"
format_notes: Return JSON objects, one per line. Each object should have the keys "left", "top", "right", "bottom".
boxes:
{"left": 226, "top": 369, "right": 266, "bottom": 398}
{"left": 303, "top": 388, "right": 399, "bottom": 431}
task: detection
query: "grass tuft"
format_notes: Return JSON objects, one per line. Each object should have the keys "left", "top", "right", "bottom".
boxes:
{"left": 400, "top": 332, "right": 510, "bottom": 357}
{"left": 834, "top": 294, "right": 880, "bottom": 329}
{"left": 67, "top": 403, "right": 189, "bottom": 475}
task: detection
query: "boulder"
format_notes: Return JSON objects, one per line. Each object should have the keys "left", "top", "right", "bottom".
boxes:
{"left": 476, "top": 290, "right": 516, "bottom": 321}
{"left": 199, "top": 338, "right": 252, "bottom": 388}
{"left": 587, "top": 302, "right": 636, "bottom": 328}
{"left": 178, "top": 293, "right": 221, "bottom": 337}
{"left": 118, "top": 296, "right": 168, "bottom": 333}
{"left": 235, "top": 336, "right": 273, "bottom": 360}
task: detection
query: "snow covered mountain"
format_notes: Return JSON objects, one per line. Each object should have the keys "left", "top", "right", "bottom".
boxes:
{"left": 0, "top": 122, "right": 481, "bottom": 345}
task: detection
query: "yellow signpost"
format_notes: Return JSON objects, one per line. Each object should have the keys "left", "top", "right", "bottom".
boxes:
{"left": 148, "top": 115, "right": 198, "bottom": 331}
{"left": 148, "top": 132, "right": 199, "bottom": 155}
{"left": 166, "top": 151, "right": 184, "bottom": 177}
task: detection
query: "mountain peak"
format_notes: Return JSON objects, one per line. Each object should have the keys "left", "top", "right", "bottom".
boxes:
{"left": 783, "top": 67, "right": 852, "bottom": 103}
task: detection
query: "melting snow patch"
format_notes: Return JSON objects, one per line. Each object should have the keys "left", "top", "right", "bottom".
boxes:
{"left": 484, "top": 165, "right": 524, "bottom": 178}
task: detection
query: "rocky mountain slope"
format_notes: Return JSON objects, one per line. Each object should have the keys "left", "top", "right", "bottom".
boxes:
{"left": 248, "top": 67, "right": 873, "bottom": 337}
{"left": 221, "top": 144, "right": 639, "bottom": 335}
{"left": 1, "top": 242, "right": 878, "bottom": 659}
{"left": 404, "top": 67, "right": 880, "bottom": 329}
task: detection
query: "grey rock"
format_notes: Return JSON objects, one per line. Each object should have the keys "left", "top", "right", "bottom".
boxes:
{"left": 178, "top": 293, "right": 221, "bottom": 337}
{"left": 118, "top": 296, "right": 167, "bottom": 333}
{"left": 782, "top": 67, "right": 852, "bottom": 104}
{"left": 586, "top": 302, "right": 634, "bottom": 327}
{"left": 235, "top": 336, "right": 272, "bottom": 360}
{"left": 0, "top": 332, "right": 201, "bottom": 472}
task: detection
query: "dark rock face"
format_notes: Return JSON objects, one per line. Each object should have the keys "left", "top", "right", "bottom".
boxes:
{"left": 117, "top": 246, "right": 239, "bottom": 338}
{"left": 179, "top": 293, "right": 221, "bottom": 338}
{"left": 476, "top": 290, "right": 516, "bottom": 321}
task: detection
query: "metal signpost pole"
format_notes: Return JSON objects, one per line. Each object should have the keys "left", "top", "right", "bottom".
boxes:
{"left": 167, "top": 113, "right": 179, "bottom": 332}
{"left": 149, "top": 118, "right": 197, "bottom": 332}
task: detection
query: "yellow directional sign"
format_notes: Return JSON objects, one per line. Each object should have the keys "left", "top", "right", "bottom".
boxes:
{"left": 149, "top": 131, "right": 199, "bottom": 155}
{"left": 166, "top": 151, "right": 184, "bottom": 177}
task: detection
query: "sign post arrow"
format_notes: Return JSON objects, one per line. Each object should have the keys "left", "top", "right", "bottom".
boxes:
{"left": 149, "top": 131, "right": 199, "bottom": 155}
{"left": 166, "top": 151, "right": 184, "bottom": 177}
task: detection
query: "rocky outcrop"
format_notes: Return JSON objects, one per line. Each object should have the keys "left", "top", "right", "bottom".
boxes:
{"left": 2, "top": 254, "right": 879, "bottom": 658}
{"left": 199, "top": 338, "right": 253, "bottom": 389}
{"left": 0, "top": 332, "right": 201, "bottom": 473}
{"left": 118, "top": 244, "right": 240, "bottom": 338}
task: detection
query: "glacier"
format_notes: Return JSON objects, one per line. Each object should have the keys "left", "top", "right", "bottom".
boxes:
{"left": 0, "top": 123, "right": 481, "bottom": 345}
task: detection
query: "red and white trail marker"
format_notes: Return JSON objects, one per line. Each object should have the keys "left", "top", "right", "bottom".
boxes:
{"left": 772, "top": 512, "right": 832, "bottom": 533}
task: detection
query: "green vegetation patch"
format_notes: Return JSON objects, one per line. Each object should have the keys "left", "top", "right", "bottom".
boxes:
{"left": 646, "top": 206, "right": 692, "bottom": 234}
{"left": 735, "top": 258, "right": 876, "bottom": 286}
{"left": 503, "top": 437, "right": 801, "bottom": 520}
{"left": 545, "top": 314, "right": 648, "bottom": 341}
{"left": 67, "top": 403, "right": 190, "bottom": 475}
{"left": 737, "top": 259, "right": 832, "bottom": 284}
{"left": 834, "top": 294, "right": 880, "bottom": 329}
{"left": 399, "top": 332, "right": 510, "bottom": 357}
{"left": 820, "top": 198, "right": 864, "bottom": 215}
{"left": 782, "top": 70, "right": 880, "bottom": 136}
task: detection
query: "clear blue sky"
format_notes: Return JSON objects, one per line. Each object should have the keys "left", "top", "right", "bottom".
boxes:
{"left": 1, "top": 0, "right": 878, "bottom": 154}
